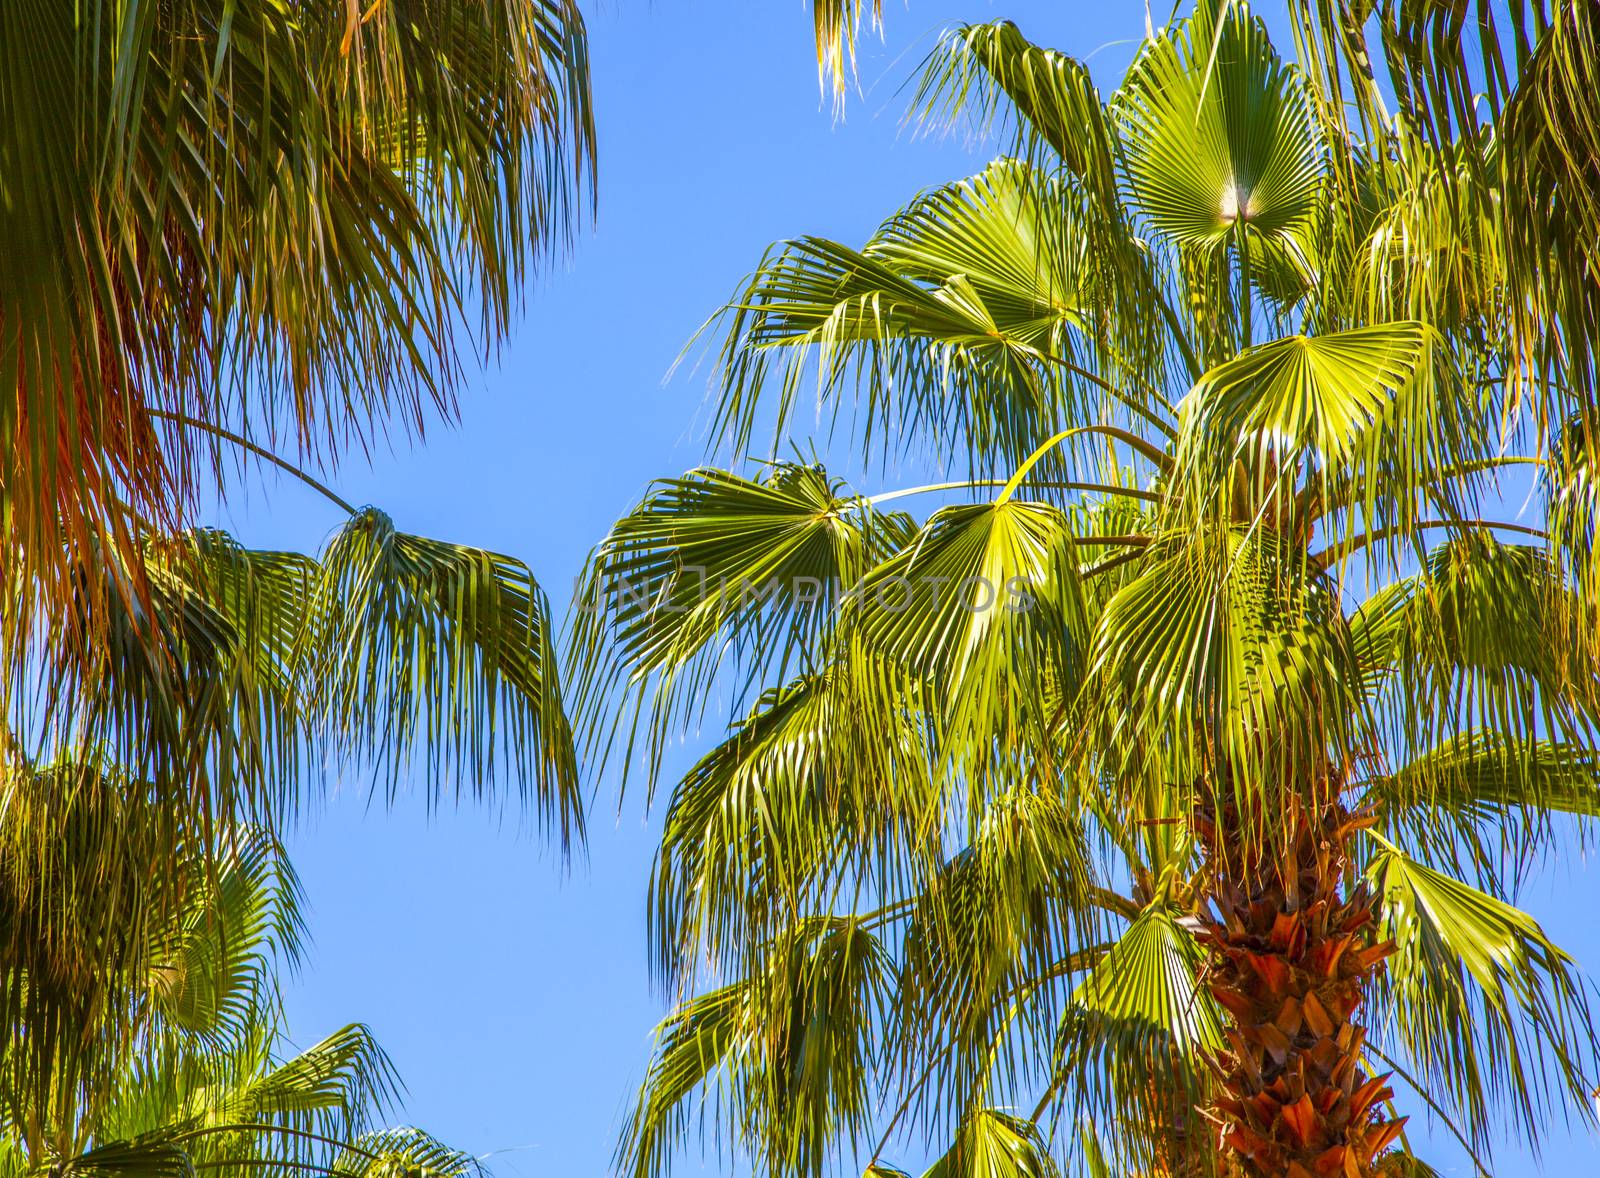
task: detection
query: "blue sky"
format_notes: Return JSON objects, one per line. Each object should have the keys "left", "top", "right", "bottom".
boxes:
{"left": 203, "top": 3, "right": 1600, "bottom": 1175}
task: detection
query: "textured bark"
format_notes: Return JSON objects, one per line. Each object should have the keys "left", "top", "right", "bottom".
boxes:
{"left": 1194, "top": 795, "right": 1404, "bottom": 1178}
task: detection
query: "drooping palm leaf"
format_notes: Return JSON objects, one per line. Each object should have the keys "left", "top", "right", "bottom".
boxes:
{"left": 894, "top": 788, "right": 1099, "bottom": 1125}
{"left": 1365, "top": 835, "right": 1599, "bottom": 1153}
{"left": 569, "top": 463, "right": 909, "bottom": 796}
{"left": 1051, "top": 904, "right": 1223, "bottom": 1168}
{"left": 312, "top": 508, "right": 579, "bottom": 835}
{"left": 618, "top": 918, "right": 891, "bottom": 1178}
{"left": 649, "top": 660, "right": 936, "bottom": 985}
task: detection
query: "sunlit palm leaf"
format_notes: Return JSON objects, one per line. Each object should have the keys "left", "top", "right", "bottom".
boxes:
{"left": 894, "top": 788, "right": 1099, "bottom": 1121}
{"left": 1052, "top": 904, "right": 1221, "bottom": 1167}
{"left": 1368, "top": 733, "right": 1600, "bottom": 889}
{"left": 1084, "top": 526, "right": 1356, "bottom": 796}
{"left": 145, "top": 830, "right": 304, "bottom": 1041}
{"left": 918, "top": 1108, "right": 1057, "bottom": 1178}
{"left": 710, "top": 162, "right": 1129, "bottom": 472}
{"left": 1290, "top": 1, "right": 1600, "bottom": 413}
{"left": 1114, "top": 1, "right": 1322, "bottom": 252}
{"left": 849, "top": 498, "right": 1087, "bottom": 777}
{"left": 1549, "top": 413, "right": 1600, "bottom": 633}
{"left": 1366, "top": 835, "right": 1599, "bottom": 1152}
{"left": 1173, "top": 323, "right": 1489, "bottom": 558}
{"left": 569, "top": 463, "right": 908, "bottom": 795}
{"left": 1353, "top": 539, "right": 1600, "bottom": 789}
{"left": 914, "top": 22, "right": 1117, "bottom": 205}
{"left": 336, "top": 1128, "right": 484, "bottom": 1178}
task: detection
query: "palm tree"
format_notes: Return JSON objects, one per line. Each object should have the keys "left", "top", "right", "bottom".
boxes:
{"left": 0, "top": 753, "right": 480, "bottom": 1178}
{"left": 571, "top": 4, "right": 1600, "bottom": 1176}
{"left": 1, "top": 0, "right": 597, "bottom": 1152}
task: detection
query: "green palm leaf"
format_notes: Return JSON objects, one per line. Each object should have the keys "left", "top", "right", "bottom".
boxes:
{"left": 650, "top": 661, "right": 935, "bottom": 984}
{"left": 1366, "top": 734, "right": 1600, "bottom": 885}
{"left": 618, "top": 918, "right": 891, "bottom": 1178}
{"left": 313, "top": 509, "right": 579, "bottom": 836}
{"left": 849, "top": 498, "right": 1087, "bottom": 776}
{"left": 895, "top": 788, "right": 1098, "bottom": 1119}
{"left": 1084, "top": 526, "right": 1355, "bottom": 794}
{"left": 913, "top": 23, "right": 1118, "bottom": 211}
{"left": 336, "top": 1128, "right": 484, "bottom": 1178}
{"left": 144, "top": 831, "right": 304, "bottom": 1041}
{"left": 569, "top": 463, "right": 909, "bottom": 794}
{"left": 1173, "top": 322, "right": 1488, "bottom": 554}
{"left": 1290, "top": 1, "right": 1600, "bottom": 414}
{"left": 918, "top": 1109, "right": 1057, "bottom": 1178}
{"left": 1353, "top": 539, "right": 1600, "bottom": 783}
{"left": 1365, "top": 835, "right": 1600, "bottom": 1152}
{"left": 1051, "top": 903, "right": 1222, "bottom": 1162}
{"left": 1549, "top": 413, "right": 1600, "bottom": 634}
{"left": 1114, "top": 1, "right": 1322, "bottom": 252}
{"left": 710, "top": 162, "right": 1138, "bottom": 472}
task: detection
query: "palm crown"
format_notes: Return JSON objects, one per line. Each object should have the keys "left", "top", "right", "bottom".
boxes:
{"left": 572, "top": 5, "right": 1600, "bottom": 1176}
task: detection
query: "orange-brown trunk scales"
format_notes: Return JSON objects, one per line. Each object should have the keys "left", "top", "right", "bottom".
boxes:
{"left": 1194, "top": 794, "right": 1404, "bottom": 1178}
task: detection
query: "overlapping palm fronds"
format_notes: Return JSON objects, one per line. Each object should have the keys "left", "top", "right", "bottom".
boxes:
{"left": 0, "top": 0, "right": 594, "bottom": 668}
{"left": 25, "top": 512, "right": 581, "bottom": 838}
{"left": 577, "top": 4, "right": 1600, "bottom": 1175}
{"left": 0, "top": 762, "right": 480, "bottom": 1178}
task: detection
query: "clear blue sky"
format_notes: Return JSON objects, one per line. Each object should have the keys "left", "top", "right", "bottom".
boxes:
{"left": 204, "top": 3, "right": 1600, "bottom": 1175}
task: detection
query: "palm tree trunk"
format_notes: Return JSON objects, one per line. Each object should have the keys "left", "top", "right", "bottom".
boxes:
{"left": 1194, "top": 792, "right": 1405, "bottom": 1178}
